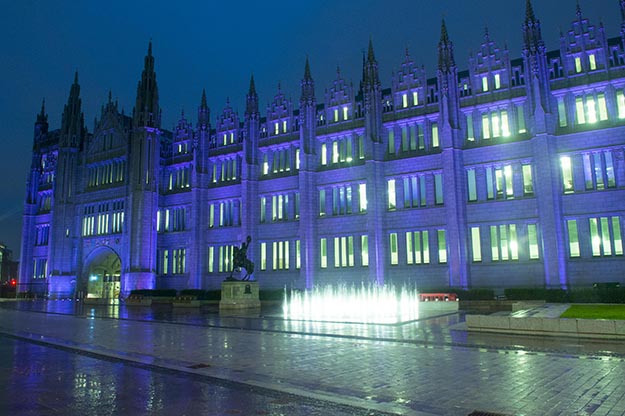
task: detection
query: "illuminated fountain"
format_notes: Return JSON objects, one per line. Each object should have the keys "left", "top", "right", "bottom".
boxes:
{"left": 282, "top": 284, "right": 420, "bottom": 324}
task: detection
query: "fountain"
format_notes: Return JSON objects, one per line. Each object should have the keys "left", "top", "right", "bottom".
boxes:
{"left": 282, "top": 284, "right": 420, "bottom": 324}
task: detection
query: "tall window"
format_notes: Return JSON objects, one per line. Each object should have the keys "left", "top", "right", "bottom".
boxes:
{"left": 557, "top": 97, "right": 567, "bottom": 127}
{"left": 260, "top": 243, "right": 267, "bottom": 270}
{"left": 467, "top": 169, "right": 477, "bottom": 201}
{"left": 172, "top": 249, "right": 186, "bottom": 274}
{"left": 403, "top": 176, "right": 425, "bottom": 208}
{"left": 583, "top": 152, "right": 616, "bottom": 190}
{"left": 567, "top": 220, "right": 580, "bottom": 258}
{"left": 358, "top": 183, "right": 367, "bottom": 212}
{"left": 431, "top": 123, "right": 439, "bottom": 148}
{"left": 361, "top": 235, "right": 369, "bottom": 266}
{"left": 333, "top": 236, "right": 354, "bottom": 268}
{"left": 389, "top": 233, "right": 398, "bottom": 265}
{"left": 319, "top": 189, "right": 326, "bottom": 216}
{"left": 320, "top": 238, "right": 327, "bottom": 268}
{"left": 406, "top": 231, "right": 430, "bottom": 265}
{"left": 490, "top": 224, "right": 519, "bottom": 261}
{"left": 387, "top": 179, "right": 397, "bottom": 210}
{"left": 434, "top": 173, "right": 444, "bottom": 205}
{"left": 437, "top": 230, "right": 447, "bottom": 263}
{"left": 272, "top": 241, "right": 289, "bottom": 270}
{"left": 589, "top": 217, "right": 623, "bottom": 257}
{"left": 560, "top": 156, "right": 574, "bottom": 193}
{"left": 522, "top": 164, "right": 534, "bottom": 196}
{"left": 527, "top": 224, "right": 540, "bottom": 259}
{"left": 470, "top": 227, "right": 482, "bottom": 262}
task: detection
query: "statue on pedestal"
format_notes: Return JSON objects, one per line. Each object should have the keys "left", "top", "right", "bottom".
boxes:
{"left": 228, "top": 235, "right": 255, "bottom": 281}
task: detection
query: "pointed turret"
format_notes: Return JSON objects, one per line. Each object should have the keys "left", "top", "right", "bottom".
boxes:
{"left": 576, "top": 0, "right": 582, "bottom": 20}
{"left": 60, "top": 71, "right": 85, "bottom": 147}
{"left": 133, "top": 41, "right": 160, "bottom": 128}
{"left": 245, "top": 74, "right": 259, "bottom": 118}
{"left": 523, "top": 0, "right": 544, "bottom": 53}
{"left": 34, "top": 98, "right": 48, "bottom": 138}
{"left": 198, "top": 88, "right": 210, "bottom": 129}
{"left": 300, "top": 57, "right": 315, "bottom": 103}
{"left": 362, "top": 38, "right": 380, "bottom": 90}
{"left": 438, "top": 19, "right": 456, "bottom": 73}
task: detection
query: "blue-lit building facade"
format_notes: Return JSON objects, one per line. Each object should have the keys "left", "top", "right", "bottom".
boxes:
{"left": 19, "top": 2, "right": 625, "bottom": 299}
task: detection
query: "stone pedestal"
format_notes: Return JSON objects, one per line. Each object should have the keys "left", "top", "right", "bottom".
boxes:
{"left": 219, "top": 280, "right": 260, "bottom": 311}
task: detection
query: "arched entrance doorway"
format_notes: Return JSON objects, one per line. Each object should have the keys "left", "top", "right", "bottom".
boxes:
{"left": 83, "top": 247, "right": 121, "bottom": 301}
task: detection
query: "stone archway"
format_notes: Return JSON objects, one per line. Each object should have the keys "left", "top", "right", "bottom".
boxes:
{"left": 82, "top": 247, "right": 121, "bottom": 301}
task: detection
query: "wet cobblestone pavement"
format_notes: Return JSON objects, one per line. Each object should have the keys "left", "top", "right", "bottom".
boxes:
{"left": 1, "top": 300, "right": 625, "bottom": 415}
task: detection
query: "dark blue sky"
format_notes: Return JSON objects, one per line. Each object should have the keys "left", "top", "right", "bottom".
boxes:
{"left": 0, "top": 0, "right": 619, "bottom": 256}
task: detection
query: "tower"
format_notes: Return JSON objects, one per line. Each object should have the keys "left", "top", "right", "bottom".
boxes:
{"left": 298, "top": 58, "right": 318, "bottom": 288}
{"left": 124, "top": 41, "right": 161, "bottom": 294}
{"left": 48, "top": 72, "right": 86, "bottom": 298}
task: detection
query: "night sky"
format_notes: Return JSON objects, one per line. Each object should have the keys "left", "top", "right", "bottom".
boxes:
{"left": 0, "top": 0, "right": 619, "bottom": 257}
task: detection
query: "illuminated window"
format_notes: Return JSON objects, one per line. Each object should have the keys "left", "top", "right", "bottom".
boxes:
{"left": 557, "top": 97, "right": 567, "bottom": 127}
{"left": 575, "top": 57, "right": 582, "bottom": 73}
{"left": 434, "top": 173, "right": 444, "bottom": 205}
{"left": 358, "top": 135, "right": 365, "bottom": 159}
{"left": 431, "top": 123, "right": 439, "bottom": 147}
{"left": 517, "top": 105, "right": 526, "bottom": 133}
{"left": 320, "top": 238, "right": 327, "bottom": 268}
{"left": 388, "top": 129, "right": 395, "bottom": 154}
{"left": 282, "top": 120, "right": 287, "bottom": 133}
{"left": 467, "top": 169, "right": 477, "bottom": 202}
{"left": 560, "top": 156, "right": 574, "bottom": 193}
{"left": 361, "top": 235, "right": 369, "bottom": 266}
{"left": 295, "top": 149, "right": 300, "bottom": 170}
{"left": 274, "top": 122, "right": 279, "bottom": 135}
{"left": 494, "top": 73, "right": 501, "bottom": 89}
{"left": 597, "top": 93, "right": 608, "bottom": 121}
{"left": 332, "top": 141, "right": 339, "bottom": 164}
{"left": 343, "top": 106, "right": 348, "bottom": 120}
{"left": 406, "top": 231, "right": 429, "bottom": 265}
{"left": 403, "top": 176, "right": 423, "bottom": 208}
{"left": 413, "top": 91, "right": 418, "bottom": 106}
{"left": 490, "top": 224, "right": 518, "bottom": 261}
{"left": 567, "top": 220, "right": 580, "bottom": 257}
{"left": 358, "top": 183, "right": 367, "bottom": 212}
{"left": 402, "top": 93, "right": 408, "bottom": 108}
{"left": 575, "top": 97, "right": 586, "bottom": 124}
{"left": 321, "top": 143, "right": 327, "bottom": 165}
{"left": 387, "top": 179, "right": 396, "bottom": 210}
{"left": 333, "top": 236, "right": 354, "bottom": 268}
{"left": 319, "top": 189, "right": 326, "bottom": 216}
{"left": 389, "top": 233, "right": 398, "bottom": 265}
{"left": 589, "top": 54, "right": 596, "bottom": 71}
{"left": 471, "top": 227, "right": 482, "bottom": 262}
{"left": 333, "top": 108, "right": 339, "bottom": 122}
{"left": 522, "top": 164, "right": 534, "bottom": 195}
{"left": 466, "top": 114, "right": 474, "bottom": 141}
{"left": 208, "top": 246, "right": 214, "bottom": 273}
{"left": 260, "top": 242, "right": 267, "bottom": 270}
{"left": 437, "top": 230, "right": 447, "bottom": 263}
{"left": 586, "top": 96, "right": 597, "bottom": 123}
{"left": 482, "top": 76, "right": 488, "bottom": 92}
{"left": 527, "top": 224, "right": 540, "bottom": 259}
{"left": 296, "top": 240, "right": 301, "bottom": 269}
{"left": 617, "top": 91, "right": 625, "bottom": 119}
{"left": 482, "top": 114, "right": 491, "bottom": 139}
{"left": 272, "top": 241, "right": 289, "bottom": 270}
{"left": 589, "top": 217, "right": 624, "bottom": 257}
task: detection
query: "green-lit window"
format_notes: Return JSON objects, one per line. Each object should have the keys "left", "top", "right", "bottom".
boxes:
{"left": 528, "top": 224, "right": 539, "bottom": 259}
{"left": 575, "top": 57, "right": 582, "bottom": 73}
{"left": 347, "top": 236, "right": 354, "bottom": 266}
{"left": 295, "top": 149, "right": 300, "bottom": 170}
{"left": 589, "top": 218, "right": 601, "bottom": 256}
{"left": 517, "top": 105, "right": 526, "bottom": 133}
{"left": 321, "top": 144, "right": 327, "bottom": 165}
{"left": 413, "top": 91, "right": 418, "bottom": 106}
{"left": 358, "top": 183, "right": 367, "bottom": 212}
{"left": 409, "top": 125, "right": 417, "bottom": 150}
{"left": 208, "top": 247, "right": 214, "bottom": 273}
{"left": 358, "top": 136, "right": 365, "bottom": 160}
{"left": 557, "top": 97, "right": 567, "bottom": 127}
{"left": 466, "top": 114, "right": 474, "bottom": 141}
{"left": 522, "top": 164, "right": 533, "bottom": 195}
{"left": 390, "top": 233, "right": 398, "bottom": 265}
{"left": 589, "top": 54, "right": 596, "bottom": 71}
{"left": 387, "top": 179, "right": 396, "bottom": 210}
{"left": 332, "top": 141, "right": 339, "bottom": 163}
{"left": 567, "top": 220, "right": 580, "bottom": 257}
{"left": 486, "top": 167, "right": 494, "bottom": 200}
{"left": 586, "top": 96, "right": 597, "bottom": 124}
{"left": 295, "top": 240, "right": 301, "bottom": 269}
{"left": 259, "top": 198, "right": 265, "bottom": 223}
{"left": 606, "top": 152, "right": 616, "bottom": 188}
{"left": 560, "top": 156, "right": 574, "bottom": 193}
{"left": 617, "top": 91, "right": 625, "bottom": 119}
{"left": 260, "top": 242, "right": 267, "bottom": 270}
{"left": 402, "top": 93, "right": 408, "bottom": 108}
{"left": 504, "top": 165, "right": 514, "bottom": 198}
{"left": 501, "top": 111, "right": 510, "bottom": 137}
{"left": 575, "top": 97, "right": 586, "bottom": 124}
{"left": 434, "top": 173, "right": 444, "bottom": 205}
{"left": 494, "top": 73, "right": 501, "bottom": 89}
{"left": 431, "top": 123, "right": 439, "bottom": 147}
{"left": 406, "top": 231, "right": 429, "bottom": 264}
{"left": 320, "top": 238, "right": 327, "bottom": 268}
{"left": 361, "top": 235, "right": 369, "bottom": 266}
{"left": 490, "top": 225, "right": 499, "bottom": 261}
{"left": 437, "top": 230, "right": 447, "bottom": 263}
{"left": 471, "top": 227, "right": 482, "bottom": 262}
{"left": 597, "top": 93, "right": 608, "bottom": 121}
{"left": 319, "top": 189, "right": 326, "bottom": 216}
{"left": 613, "top": 217, "right": 623, "bottom": 256}
{"left": 467, "top": 169, "right": 477, "bottom": 202}
{"left": 343, "top": 106, "right": 348, "bottom": 120}
{"left": 333, "top": 237, "right": 341, "bottom": 268}
{"left": 388, "top": 129, "right": 395, "bottom": 154}
{"left": 482, "top": 76, "right": 489, "bottom": 92}
{"left": 333, "top": 108, "right": 339, "bottom": 122}
{"left": 401, "top": 126, "right": 408, "bottom": 152}
{"left": 482, "top": 114, "right": 490, "bottom": 139}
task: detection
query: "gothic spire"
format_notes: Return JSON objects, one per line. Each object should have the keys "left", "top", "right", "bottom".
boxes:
{"left": 367, "top": 38, "right": 376, "bottom": 63}
{"left": 438, "top": 19, "right": 456, "bottom": 72}
{"left": 576, "top": 0, "right": 582, "bottom": 20}
{"left": 60, "top": 71, "right": 85, "bottom": 145}
{"left": 133, "top": 41, "right": 159, "bottom": 128}
{"left": 245, "top": 74, "right": 259, "bottom": 117}
{"left": 301, "top": 57, "right": 315, "bottom": 103}
{"left": 362, "top": 39, "right": 380, "bottom": 90}
{"left": 37, "top": 98, "right": 47, "bottom": 124}
{"left": 198, "top": 88, "right": 210, "bottom": 128}
{"left": 523, "top": 0, "right": 544, "bottom": 53}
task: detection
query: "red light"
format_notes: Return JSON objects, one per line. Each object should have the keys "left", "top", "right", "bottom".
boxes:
{"left": 10, "top": 279, "right": 16, "bottom": 287}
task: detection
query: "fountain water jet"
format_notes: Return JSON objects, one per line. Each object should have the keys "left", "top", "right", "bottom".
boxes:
{"left": 282, "top": 284, "right": 419, "bottom": 324}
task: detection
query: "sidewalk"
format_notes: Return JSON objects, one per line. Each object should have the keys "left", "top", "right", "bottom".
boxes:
{"left": 1, "top": 306, "right": 625, "bottom": 415}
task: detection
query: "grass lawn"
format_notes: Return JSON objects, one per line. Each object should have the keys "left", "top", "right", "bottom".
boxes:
{"left": 560, "top": 304, "right": 625, "bottom": 320}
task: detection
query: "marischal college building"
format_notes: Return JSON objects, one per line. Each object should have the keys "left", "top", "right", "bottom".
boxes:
{"left": 19, "top": 1, "right": 625, "bottom": 299}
